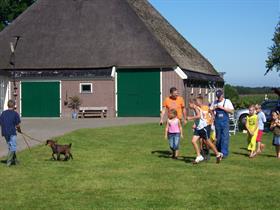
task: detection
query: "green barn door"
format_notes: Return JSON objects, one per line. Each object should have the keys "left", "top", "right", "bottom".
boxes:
{"left": 21, "top": 82, "right": 60, "bottom": 117}
{"left": 117, "top": 69, "right": 160, "bottom": 117}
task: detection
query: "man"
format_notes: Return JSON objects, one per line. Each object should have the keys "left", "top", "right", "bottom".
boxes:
{"left": 160, "top": 87, "right": 187, "bottom": 125}
{"left": 211, "top": 90, "right": 234, "bottom": 158}
{"left": 0, "top": 100, "right": 22, "bottom": 166}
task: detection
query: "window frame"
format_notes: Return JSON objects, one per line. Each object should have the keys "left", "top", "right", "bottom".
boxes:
{"left": 80, "top": 83, "right": 93, "bottom": 94}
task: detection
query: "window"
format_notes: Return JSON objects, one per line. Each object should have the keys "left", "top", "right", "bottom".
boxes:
{"left": 80, "top": 83, "right": 92, "bottom": 93}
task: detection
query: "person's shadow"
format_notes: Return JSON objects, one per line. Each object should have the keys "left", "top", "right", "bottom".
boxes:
{"left": 151, "top": 150, "right": 193, "bottom": 163}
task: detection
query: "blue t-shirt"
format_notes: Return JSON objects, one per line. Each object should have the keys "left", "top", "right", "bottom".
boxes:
{"left": 0, "top": 109, "right": 21, "bottom": 137}
{"left": 257, "top": 111, "right": 266, "bottom": 131}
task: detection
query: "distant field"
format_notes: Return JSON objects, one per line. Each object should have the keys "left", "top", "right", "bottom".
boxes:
{"left": 235, "top": 94, "right": 278, "bottom": 109}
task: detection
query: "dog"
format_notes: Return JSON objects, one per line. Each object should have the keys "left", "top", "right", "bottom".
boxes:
{"left": 46, "top": 139, "right": 73, "bottom": 161}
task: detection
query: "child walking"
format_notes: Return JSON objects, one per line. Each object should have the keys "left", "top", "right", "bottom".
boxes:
{"left": 165, "top": 109, "right": 183, "bottom": 159}
{"left": 270, "top": 111, "right": 280, "bottom": 158}
{"left": 196, "top": 96, "right": 213, "bottom": 161}
{"left": 187, "top": 99, "right": 223, "bottom": 164}
{"left": 255, "top": 104, "right": 266, "bottom": 154}
{"left": 245, "top": 105, "right": 258, "bottom": 158}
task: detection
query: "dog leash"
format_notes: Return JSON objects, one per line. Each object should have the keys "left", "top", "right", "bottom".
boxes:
{"left": 20, "top": 132, "right": 44, "bottom": 143}
{"left": 21, "top": 133, "right": 32, "bottom": 152}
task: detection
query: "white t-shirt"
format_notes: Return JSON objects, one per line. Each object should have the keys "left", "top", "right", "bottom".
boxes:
{"left": 211, "top": 98, "right": 234, "bottom": 112}
{"left": 195, "top": 107, "right": 208, "bottom": 130}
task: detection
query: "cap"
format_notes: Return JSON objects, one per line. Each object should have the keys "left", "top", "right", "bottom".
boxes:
{"left": 215, "top": 89, "right": 223, "bottom": 98}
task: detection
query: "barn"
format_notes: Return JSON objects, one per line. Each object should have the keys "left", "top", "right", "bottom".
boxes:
{"left": 0, "top": 0, "right": 224, "bottom": 118}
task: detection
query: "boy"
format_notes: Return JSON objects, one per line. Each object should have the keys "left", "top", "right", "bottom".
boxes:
{"left": 187, "top": 99, "right": 223, "bottom": 164}
{"left": 0, "top": 100, "right": 22, "bottom": 166}
{"left": 196, "top": 96, "right": 213, "bottom": 160}
{"left": 255, "top": 104, "right": 266, "bottom": 154}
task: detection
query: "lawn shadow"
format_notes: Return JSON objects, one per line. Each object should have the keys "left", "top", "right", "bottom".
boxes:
{"left": 179, "top": 156, "right": 195, "bottom": 163}
{"left": 0, "top": 160, "right": 7, "bottom": 164}
{"left": 258, "top": 154, "right": 276, "bottom": 158}
{"left": 232, "top": 152, "right": 248, "bottom": 157}
{"left": 240, "top": 147, "right": 248, "bottom": 151}
{"left": 151, "top": 150, "right": 172, "bottom": 159}
{"left": 151, "top": 150, "right": 194, "bottom": 163}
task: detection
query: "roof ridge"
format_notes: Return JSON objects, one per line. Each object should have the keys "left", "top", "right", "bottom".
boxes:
{"left": 126, "top": 0, "right": 178, "bottom": 68}
{"left": 127, "top": 0, "right": 219, "bottom": 76}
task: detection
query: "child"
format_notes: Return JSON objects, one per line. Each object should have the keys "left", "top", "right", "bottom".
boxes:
{"left": 187, "top": 99, "right": 223, "bottom": 164}
{"left": 255, "top": 104, "right": 266, "bottom": 154}
{"left": 270, "top": 111, "right": 280, "bottom": 158}
{"left": 165, "top": 109, "right": 183, "bottom": 159}
{"left": 196, "top": 96, "right": 213, "bottom": 161}
{"left": 0, "top": 100, "right": 22, "bottom": 166}
{"left": 245, "top": 105, "right": 258, "bottom": 158}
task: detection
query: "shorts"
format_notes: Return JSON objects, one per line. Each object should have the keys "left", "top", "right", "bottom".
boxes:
{"left": 273, "top": 135, "right": 280, "bottom": 146}
{"left": 194, "top": 127, "right": 209, "bottom": 140}
{"left": 168, "top": 133, "right": 180, "bottom": 150}
{"left": 256, "top": 130, "right": 263, "bottom": 142}
{"left": 206, "top": 125, "right": 211, "bottom": 139}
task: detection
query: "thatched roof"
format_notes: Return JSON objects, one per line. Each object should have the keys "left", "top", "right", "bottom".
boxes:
{"left": 0, "top": 0, "right": 222, "bottom": 79}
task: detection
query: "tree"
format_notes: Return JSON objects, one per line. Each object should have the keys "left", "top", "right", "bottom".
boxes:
{"left": 224, "top": 84, "right": 239, "bottom": 102}
{"left": 0, "top": 0, "right": 36, "bottom": 31}
{"left": 265, "top": 20, "right": 280, "bottom": 75}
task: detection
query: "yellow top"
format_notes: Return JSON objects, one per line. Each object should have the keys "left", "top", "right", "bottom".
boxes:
{"left": 246, "top": 114, "right": 258, "bottom": 133}
{"left": 200, "top": 105, "right": 213, "bottom": 125}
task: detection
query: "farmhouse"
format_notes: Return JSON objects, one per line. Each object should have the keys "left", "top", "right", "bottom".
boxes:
{"left": 0, "top": 0, "right": 224, "bottom": 117}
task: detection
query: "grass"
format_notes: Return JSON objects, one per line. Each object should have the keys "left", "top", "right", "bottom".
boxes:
{"left": 0, "top": 123, "right": 279, "bottom": 210}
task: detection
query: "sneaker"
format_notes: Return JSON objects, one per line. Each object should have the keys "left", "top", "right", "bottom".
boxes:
{"left": 216, "top": 153, "right": 223, "bottom": 164}
{"left": 194, "top": 155, "right": 204, "bottom": 163}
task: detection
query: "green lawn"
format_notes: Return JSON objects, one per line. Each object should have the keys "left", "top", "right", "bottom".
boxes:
{"left": 0, "top": 123, "right": 279, "bottom": 210}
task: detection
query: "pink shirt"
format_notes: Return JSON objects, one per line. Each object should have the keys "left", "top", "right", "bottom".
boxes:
{"left": 168, "top": 118, "right": 180, "bottom": 133}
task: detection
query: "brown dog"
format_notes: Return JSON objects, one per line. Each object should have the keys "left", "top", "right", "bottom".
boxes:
{"left": 46, "top": 139, "right": 73, "bottom": 161}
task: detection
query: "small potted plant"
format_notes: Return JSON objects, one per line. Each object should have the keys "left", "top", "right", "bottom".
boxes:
{"left": 68, "top": 96, "right": 82, "bottom": 119}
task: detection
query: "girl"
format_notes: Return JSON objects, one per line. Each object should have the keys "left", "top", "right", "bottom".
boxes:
{"left": 245, "top": 105, "right": 258, "bottom": 158}
{"left": 255, "top": 104, "right": 266, "bottom": 154}
{"left": 187, "top": 99, "right": 223, "bottom": 164}
{"left": 270, "top": 111, "right": 280, "bottom": 158}
{"left": 165, "top": 109, "right": 183, "bottom": 159}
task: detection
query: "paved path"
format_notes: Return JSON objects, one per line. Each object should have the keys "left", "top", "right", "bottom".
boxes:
{"left": 0, "top": 117, "right": 158, "bottom": 157}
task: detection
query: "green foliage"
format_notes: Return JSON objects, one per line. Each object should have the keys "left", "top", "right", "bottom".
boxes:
{"left": 224, "top": 84, "right": 239, "bottom": 102}
{"left": 0, "top": 124, "right": 279, "bottom": 209}
{"left": 266, "top": 20, "right": 280, "bottom": 74}
{"left": 224, "top": 84, "right": 279, "bottom": 109}
{"left": 234, "top": 86, "right": 276, "bottom": 95}
{"left": 68, "top": 95, "right": 82, "bottom": 111}
{"left": 235, "top": 94, "right": 276, "bottom": 109}
{"left": 0, "top": 0, "right": 36, "bottom": 31}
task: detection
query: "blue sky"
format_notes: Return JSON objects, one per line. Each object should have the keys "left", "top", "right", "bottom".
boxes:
{"left": 149, "top": 0, "right": 279, "bottom": 87}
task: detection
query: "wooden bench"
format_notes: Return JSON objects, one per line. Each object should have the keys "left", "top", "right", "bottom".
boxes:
{"left": 78, "top": 107, "right": 107, "bottom": 118}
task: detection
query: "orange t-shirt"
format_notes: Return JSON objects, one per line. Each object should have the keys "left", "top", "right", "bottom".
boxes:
{"left": 200, "top": 105, "right": 213, "bottom": 125}
{"left": 163, "top": 96, "right": 185, "bottom": 119}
